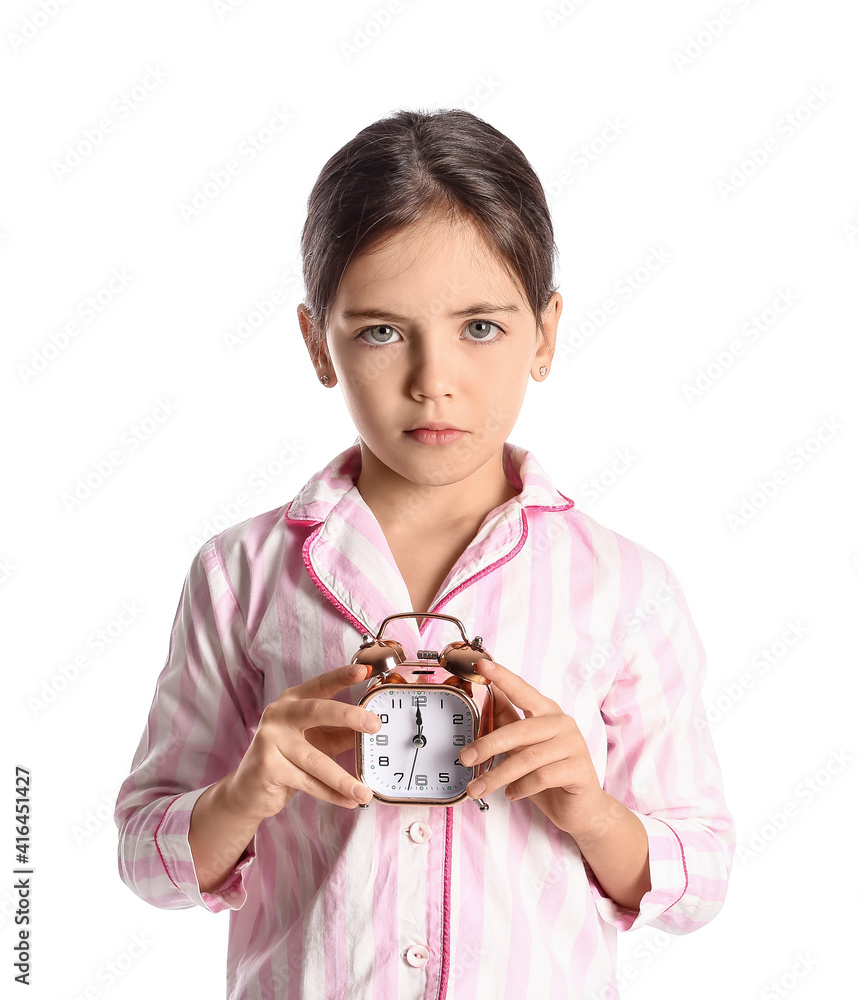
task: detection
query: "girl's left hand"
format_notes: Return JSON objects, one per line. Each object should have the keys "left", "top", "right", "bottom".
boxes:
{"left": 459, "top": 658, "right": 606, "bottom": 837}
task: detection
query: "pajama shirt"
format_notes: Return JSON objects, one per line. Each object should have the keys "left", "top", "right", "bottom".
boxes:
{"left": 114, "top": 439, "right": 734, "bottom": 999}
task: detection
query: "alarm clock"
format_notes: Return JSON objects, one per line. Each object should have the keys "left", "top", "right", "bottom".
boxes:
{"left": 351, "top": 612, "right": 497, "bottom": 811}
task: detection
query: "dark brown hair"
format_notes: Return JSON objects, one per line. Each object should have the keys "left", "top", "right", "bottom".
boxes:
{"left": 299, "top": 107, "right": 559, "bottom": 352}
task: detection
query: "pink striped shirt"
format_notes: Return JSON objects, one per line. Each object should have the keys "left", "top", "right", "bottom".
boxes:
{"left": 114, "top": 440, "right": 734, "bottom": 999}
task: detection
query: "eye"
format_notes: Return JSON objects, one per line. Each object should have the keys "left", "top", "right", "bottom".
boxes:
{"left": 463, "top": 320, "right": 505, "bottom": 344}
{"left": 356, "top": 320, "right": 506, "bottom": 348}
{"left": 358, "top": 324, "right": 402, "bottom": 347}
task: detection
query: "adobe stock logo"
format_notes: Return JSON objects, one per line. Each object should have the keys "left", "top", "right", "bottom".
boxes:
{"left": 339, "top": 0, "right": 413, "bottom": 63}
{"left": 726, "top": 416, "right": 843, "bottom": 532}
{"left": 576, "top": 449, "right": 637, "bottom": 505}
{"left": 545, "top": 117, "right": 629, "bottom": 203}
{"left": 18, "top": 268, "right": 134, "bottom": 385}
{"left": 555, "top": 246, "right": 671, "bottom": 361}
{"left": 7, "top": 0, "right": 74, "bottom": 52}
{"left": 716, "top": 84, "right": 833, "bottom": 201}
{"left": 61, "top": 397, "right": 179, "bottom": 513}
{"left": 177, "top": 107, "right": 296, "bottom": 222}
{"left": 50, "top": 65, "right": 169, "bottom": 180}
{"left": 681, "top": 287, "right": 799, "bottom": 403}
{"left": 671, "top": 0, "right": 759, "bottom": 72}
{"left": 737, "top": 748, "right": 852, "bottom": 864}
{"left": 545, "top": 0, "right": 592, "bottom": 28}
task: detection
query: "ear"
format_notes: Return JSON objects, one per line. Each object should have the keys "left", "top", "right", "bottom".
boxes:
{"left": 532, "top": 292, "right": 562, "bottom": 380}
{"left": 297, "top": 303, "right": 337, "bottom": 387}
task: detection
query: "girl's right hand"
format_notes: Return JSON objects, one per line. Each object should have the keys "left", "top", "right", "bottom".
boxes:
{"left": 225, "top": 663, "right": 381, "bottom": 820}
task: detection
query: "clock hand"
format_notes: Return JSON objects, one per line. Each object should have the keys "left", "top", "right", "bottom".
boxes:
{"left": 413, "top": 702, "right": 426, "bottom": 748}
{"left": 408, "top": 702, "right": 425, "bottom": 789}
{"left": 407, "top": 744, "right": 419, "bottom": 790}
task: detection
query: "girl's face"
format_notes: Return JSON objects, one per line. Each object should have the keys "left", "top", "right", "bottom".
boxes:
{"left": 299, "top": 213, "right": 561, "bottom": 497}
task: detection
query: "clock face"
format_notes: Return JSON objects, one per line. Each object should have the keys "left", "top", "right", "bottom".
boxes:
{"left": 356, "top": 685, "right": 478, "bottom": 803}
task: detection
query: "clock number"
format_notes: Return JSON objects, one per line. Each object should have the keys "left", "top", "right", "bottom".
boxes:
{"left": 378, "top": 756, "right": 389, "bottom": 767}
{"left": 453, "top": 714, "right": 464, "bottom": 725}
{"left": 375, "top": 734, "right": 388, "bottom": 745}
{"left": 395, "top": 772, "right": 404, "bottom": 782}
{"left": 439, "top": 772, "right": 450, "bottom": 783}
{"left": 412, "top": 694, "right": 427, "bottom": 707}
{"left": 378, "top": 714, "right": 388, "bottom": 724}
{"left": 415, "top": 775, "right": 427, "bottom": 787}
{"left": 453, "top": 734, "right": 468, "bottom": 746}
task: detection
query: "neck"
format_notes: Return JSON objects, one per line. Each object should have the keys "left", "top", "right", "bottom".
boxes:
{"left": 354, "top": 442, "right": 519, "bottom": 535}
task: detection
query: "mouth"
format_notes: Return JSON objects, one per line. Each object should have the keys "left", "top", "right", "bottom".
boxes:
{"left": 405, "top": 422, "right": 466, "bottom": 432}
{"left": 404, "top": 424, "right": 468, "bottom": 445}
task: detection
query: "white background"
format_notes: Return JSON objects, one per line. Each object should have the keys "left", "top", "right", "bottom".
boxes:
{"left": 3, "top": 0, "right": 858, "bottom": 997}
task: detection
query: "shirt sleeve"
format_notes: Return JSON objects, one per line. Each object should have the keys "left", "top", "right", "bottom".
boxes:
{"left": 114, "top": 536, "right": 265, "bottom": 913}
{"left": 585, "top": 547, "right": 735, "bottom": 934}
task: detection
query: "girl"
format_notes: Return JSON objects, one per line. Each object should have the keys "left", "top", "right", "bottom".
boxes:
{"left": 115, "top": 107, "right": 734, "bottom": 999}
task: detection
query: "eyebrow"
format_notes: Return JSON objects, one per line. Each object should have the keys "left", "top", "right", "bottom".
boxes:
{"left": 341, "top": 302, "right": 521, "bottom": 322}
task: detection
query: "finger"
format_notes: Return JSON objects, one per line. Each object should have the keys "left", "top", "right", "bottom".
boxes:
{"left": 300, "top": 697, "right": 382, "bottom": 737}
{"left": 459, "top": 715, "right": 555, "bottom": 766}
{"left": 471, "top": 755, "right": 572, "bottom": 801}
{"left": 490, "top": 684, "right": 524, "bottom": 728}
{"left": 281, "top": 662, "right": 372, "bottom": 703}
{"left": 263, "top": 694, "right": 381, "bottom": 740}
{"left": 474, "top": 659, "right": 557, "bottom": 718}
{"left": 305, "top": 724, "right": 357, "bottom": 758}
{"left": 275, "top": 737, "right": 373, "bottom": 809}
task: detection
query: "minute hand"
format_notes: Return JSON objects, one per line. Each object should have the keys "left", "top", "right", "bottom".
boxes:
{"left": 408, "top": 703, "right": 425, "bottom": 790}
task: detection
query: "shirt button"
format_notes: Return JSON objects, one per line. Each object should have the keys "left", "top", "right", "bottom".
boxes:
{"left": 406, "top": 944, "right": 429, "bottom": 968}
{"left": 407, "top": 821, "right": 432, "bottom": 844}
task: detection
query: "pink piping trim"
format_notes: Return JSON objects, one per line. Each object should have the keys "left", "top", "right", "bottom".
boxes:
{"left": 300, "top": 524, "right": 371, "bottom": 636}
{"left": 288, "top": 496, "right": 573, "bottom": 640}
{"left": 425, "top": 509, "right": 530, "bottom": 633}
{"left": 290, "top": 501, "right": 573, "bottom": 641}
{"left": 655, "top": 817, "right": 689, "bottom": 911}
{"left": 284, "top": 495, "right": 322, "bottom": 527}
{"left": 437, "top": 805, "right": 454, "bottom": 1000}
{"left": 285, "top": 488, "right": 574, "bottom": 530}
{"left": 527, "top": 493, "right": 576, "bottom": 513}
{"left": 286, "top": 491, "right": 571, "bottom": 989}
{"left": 153, "top": 794, "right": 184, "bottom": 891}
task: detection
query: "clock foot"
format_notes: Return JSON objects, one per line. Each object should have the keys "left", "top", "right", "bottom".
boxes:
{"left": 475, "top": 797, "right": 489, "bottom": 811}
{"left": 358, "top": 802, "right": 370, "bottom": 809}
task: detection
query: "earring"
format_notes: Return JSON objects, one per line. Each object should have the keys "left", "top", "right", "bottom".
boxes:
{"left": 320, "top": 374, "right": 330, "bottom": 386}
{"left": 538, "top": 366, "right": 548, "bottom": 377}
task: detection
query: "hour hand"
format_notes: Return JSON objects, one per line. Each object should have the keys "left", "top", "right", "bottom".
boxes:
{"left": 413, "top": 704, "right": 426, "bottom": 748}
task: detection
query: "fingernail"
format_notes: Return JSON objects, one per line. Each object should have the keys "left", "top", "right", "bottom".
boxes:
{"left": 469, "top": 780, "right": 486, "bottom": 797}
{"left": 353, "top": 784, "right": 372, "bottom": 800}
{"left": 349, "top": 664, "right": 365, "bottom": 678}
{"left": 460, "top": 747, "right": 477, "bottom": 764}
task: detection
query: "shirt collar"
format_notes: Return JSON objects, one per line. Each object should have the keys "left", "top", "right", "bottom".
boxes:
{"left": 285, "top": 439, "right": 574, "bottom": 640}
{"left": 285, "top": 438, "right": 574, "bottom": 527}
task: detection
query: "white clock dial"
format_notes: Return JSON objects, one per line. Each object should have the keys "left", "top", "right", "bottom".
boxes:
{"left": 357, "top": 685, "right": 477, "bottom": 802}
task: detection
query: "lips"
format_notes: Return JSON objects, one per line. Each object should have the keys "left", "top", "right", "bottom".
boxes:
{"left": 404, "top": 426, "right": 468, "bottom": 446}
{"left": 406, "top": 422, "right": 465, "bottom": 432}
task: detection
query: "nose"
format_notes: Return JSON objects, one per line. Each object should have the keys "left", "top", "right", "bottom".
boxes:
{"left": 408, "top": 336, "right": 454, "bottom": 400}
